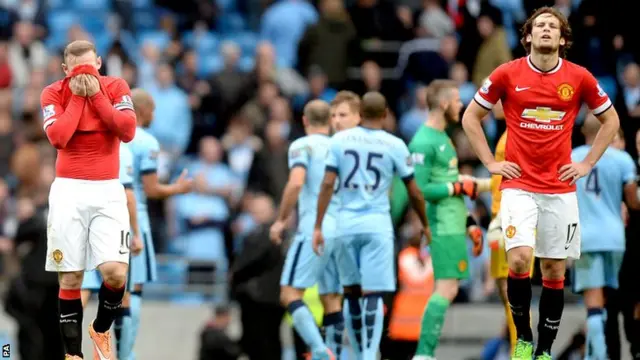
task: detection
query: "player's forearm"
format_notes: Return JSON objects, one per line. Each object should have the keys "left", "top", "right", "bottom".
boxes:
{"left": 408, "top": 186, "right": 429, "bottom": 229}
{"left": 314, "top": 184, "right": 333, "bottom": 230}
{"left": 44, "top": 95, "right": 85, "bottom": 149}
{"left": 125, "top": 188, "right": 140, "bottom": 237}
{"left": 89, "top": 92, "right": 137, "bottom": 142}
{"left": 422, "top": 183, "right": 453, "bottom": 201}
{"left": 146, "top": 183, "right": 180, "bottom": 199}
{"left": 583, "top": 115, "right": 619, "bottom": 167}
{"left": 462, "top": 113, "right": 496, "bottom": 166}
{"left": 276, "top": 182, "right": 302, "bottom": 222}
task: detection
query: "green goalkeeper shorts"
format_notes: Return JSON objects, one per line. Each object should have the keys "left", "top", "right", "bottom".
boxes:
{"left": 430, "top": 234, "right": 470, "bottom": 280}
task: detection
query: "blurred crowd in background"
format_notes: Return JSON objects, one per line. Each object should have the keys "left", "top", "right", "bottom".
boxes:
{"left": 1, "top": 0, "right": 640, "bottom": 357}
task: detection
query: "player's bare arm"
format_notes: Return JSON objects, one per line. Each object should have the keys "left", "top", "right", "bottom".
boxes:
{"left": 405, "top": 178, "right": 431, "bottom": 243}
{"left": 270, "top": 166, "right": 306, "bottom": 244}
{"left": 462, "top": 101, "right": 521, "bottom": 179}
{"left": 623, "top": 179, "right": 640, "bottom": 210}
{"left": 87, "top": 78, "right": 137, "bottom": 142}
{"left": 124, "top": 187, "right": 143, "bottom": 255}
{"left": 313, "top": 170, "right": 337, "bottom": 254}
{"left": 142, "top": 168, "right": 193, "bottom": 198}
{"left": 559, "top": 107, "right": 620, "bottom": 185}
{"left": 41, "top": 87, "right": 86, "bottom": 149}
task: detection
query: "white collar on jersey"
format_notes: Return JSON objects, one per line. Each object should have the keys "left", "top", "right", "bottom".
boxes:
{"left": 527, "top": 55, "right": 563, "bottom": 74}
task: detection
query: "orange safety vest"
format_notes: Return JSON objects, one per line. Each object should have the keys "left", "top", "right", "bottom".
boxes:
{"left": 388, "top": 247, "right": 435, "bottom": 341}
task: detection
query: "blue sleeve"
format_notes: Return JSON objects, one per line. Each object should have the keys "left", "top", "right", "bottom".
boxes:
{"left": 140, "top": 135, "right": 160, "bottom": 175}
{"left": 119, "top": 145, "right": 134, "bottom": 188}
{"left": 392, "top": 140, "right": 415, "bottom": 181}
{"left": 325, "top": 136, "right": 340, "bottom": 173}
{"left": 621, "top": 152, "right": 637, "bottom": 184}
{"left": 288, "top": 140, "right": 310, "bottom": 169}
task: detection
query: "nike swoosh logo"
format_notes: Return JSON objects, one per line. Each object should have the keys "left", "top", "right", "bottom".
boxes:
{"left": 119, "top": 250, "right": 129, "bottom": 254}
{"left": 439, "top": 145, "right": 445, "bottom": 151}
{"left": 60, "top": 313, "right": 77, "bottom": 318}
{"left": 515, "top": 86, "right": 530, "bottom": 92}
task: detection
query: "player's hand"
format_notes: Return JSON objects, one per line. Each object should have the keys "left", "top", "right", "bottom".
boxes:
{"left": 486, "top": 216, "right": 502, "bottom": 251}
{"left": 69, "top": 76, "right": 87, "bottom": 96}
{"left": 174, "top": 169, "right": 193, "bottom": 194}
{"left": 423, "top": 226, "right": 432, "bottom": 245}
{"left": 468, "top": 225, "right": 483, "bottom": 257}
{"left": 269, "top": 220, "right": 286, "bottom": 245}
{"left": 130, "top": 234, "right": 144, "bottom": 255}
{"left": 487, "top": 161, "right": 521, "bottom": 180}
{"left": 558, "top": 161, "right": 592, "bottom": 185}
{"left": 82, "top": 74, "right": 101, "bottom": 97}
{"left": 312, "top": 228, "right": 324, "bottom": 256}
{"left": 452, "top": 179, "right": 479, "bottom": 199}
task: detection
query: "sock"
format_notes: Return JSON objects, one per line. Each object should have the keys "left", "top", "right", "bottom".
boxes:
{"left": 288, "top": 300, "right": 326, "bottom": 353}
{"left": 631, "top": 318, "right": 640, "bottom": 359}
{"left": 343, "top": 294, "right": 363, "bottom": 357}
{"left": 504, "top": 299, "right": 517, "bottom": 352}
{"left": 94, "top": 281, "right": 125, "bottom": 333}
{"left": 415, "top": 292, "right": 450, "bottom": 356}
{"left": 120, "top": 292, "right": 141, "bottom": 360}
{"left": 586, "top": 308, "right": 607, "bottom": 359}
{"left": 59, "top": 288, "right": 84, "bottom": 357}
{"left": 323, "top": 311, "right": 344, "bottom": 357}
{"left": 114, "top": 307, "right": 128, "bottom": 356}
{"left": 535, "top": 278, "right": 565, "bottom": 356}
{"left": 361, "top": 293, "right": 384, "bottom": 359}
{"left": 507, "top": 270, "right": 533, "bottom": 342}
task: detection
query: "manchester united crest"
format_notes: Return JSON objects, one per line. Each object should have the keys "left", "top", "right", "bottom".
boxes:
{"left": 458, "top": 260, "right": 468, "bottom": 272}
{"left": 505, "top": 225, "right": 516, "bottom": 239}
{"left": 557, "top": 83, "right": 574, "bottom": 101}
{"left": 52, "top": 249, "right": 63, "bottom": 264}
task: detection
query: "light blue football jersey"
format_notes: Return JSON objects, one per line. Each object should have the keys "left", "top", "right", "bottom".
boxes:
{"left": 127, "top": 126, "right": 160, "bottom": 230}
{"left": 572, "top": 145, "right": 636, "bottom": 252}
{"left": 326, "top": 126, "right": 414, "bottom": 235}
{"left": 119, "top": 142, "right": 134, "bottom": 188}
{"left": 289, "top": 134, "right": 340, "bottom": 237}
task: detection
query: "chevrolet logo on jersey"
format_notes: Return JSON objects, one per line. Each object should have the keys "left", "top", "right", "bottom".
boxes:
{"left": 521, "top": 107, "right": 566, "bottom": 123}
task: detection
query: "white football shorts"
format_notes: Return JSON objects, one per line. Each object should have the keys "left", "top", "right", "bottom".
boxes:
{"left": 45, "top": 178, "right": 131, "bottom": 272}
{"left": 500, "top": 188, "right": 581, "bottom": 260}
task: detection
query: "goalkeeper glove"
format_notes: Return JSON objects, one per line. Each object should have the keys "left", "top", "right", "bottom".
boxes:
{"left": 468, "top": 225, "right": 484, "bottom": 257}
{"left": 486, "top": 214, "right": 502, "bottom": 251}
{"left": 450, "top": 180, "right": 478, "bottom": 199}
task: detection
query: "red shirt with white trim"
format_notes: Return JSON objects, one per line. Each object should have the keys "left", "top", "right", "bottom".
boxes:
{"left": 40, "top": 76, "right": 137, "bottom": 180}
{"left": 474, "top": 56, "right": 612, "bottom": 194}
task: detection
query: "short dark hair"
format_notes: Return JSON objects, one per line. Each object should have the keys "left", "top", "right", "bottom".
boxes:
{"left": 303, "top": 100, "right": 331, "bottom": 126}
{"left": 520, "top": 7, "right": 573, "bottom": 58}
{"left": 361, "top": 92, "right": 387, "bottom": 119}
{"left": 426, "top": 79, "right": 458, "bottom": 110}
{"left": 63, "top": 40, "right": 97, "bottom": 64}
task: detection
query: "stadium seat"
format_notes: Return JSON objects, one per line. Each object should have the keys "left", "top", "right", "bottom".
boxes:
{"left": 217, "top": 12, "right": 245, "bottom": 34}
{"left": 182, "top": 31, "right": 220, "bottom": 54}
{"left": 216, "top": 0, "right": 236, "bottom": 12}
{"left": 72, "top": 0, "right": 110, "bottom": 11}
{"left": 133, "top": 10, "right": 158, "bottom": 33}
{"left": 199, "top": 55, "right": 224, "bottom": 77}
{"left": 596, "top": 76, "right": 617, "bottom": 102}
{"left": 137, "top": 30, "right": 171, "bottom": 50}
{"left": 132, "top": 0, "right": 153, "bottom": 9}
{"left": 80, "top": 14, "right": 108, "bottom": 35}
{"left": 47, "top": 11, "right": 78, "bottom": 34}
{"left": 225, "top": 31, "right": 259, "bottom": 56}
{"left": 238, "top": 56, "right": 255, "bottom": 72}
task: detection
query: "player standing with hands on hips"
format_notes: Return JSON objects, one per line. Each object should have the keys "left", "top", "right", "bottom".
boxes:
{"left": 462, "top": 7, "right": 619, "bottom": 360}
{"left": 41, "top": 40, "right": 137, "bottom": 360}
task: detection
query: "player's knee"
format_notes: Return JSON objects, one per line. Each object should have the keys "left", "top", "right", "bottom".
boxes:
{"left": 507, "top": 248, "right": 532, "bottom": 273}
{"left": 435, "top": 279, "right": 459, "bottom": 301}
{"left": 99, "top": 262, "right": 128, "bottom": 288}
{"left": 59, "top": 271, "right": 84, "bottom": 289}
{"left": 320, "top": 293, "right": 342, "bottom": 314}
{"left": 539, "top": 258, "right": 565, "bottom": 279}
{"left": 280, "top": 286, "right": 303, "bottom": 307}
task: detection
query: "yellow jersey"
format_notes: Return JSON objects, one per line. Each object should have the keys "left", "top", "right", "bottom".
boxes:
{"left": 491, "top": 131, "right": 507, "bottom": 218}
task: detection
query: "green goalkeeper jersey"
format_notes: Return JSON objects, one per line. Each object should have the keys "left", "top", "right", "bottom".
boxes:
{"left": 409, "top": 125, "right": 467, "bottom": 236}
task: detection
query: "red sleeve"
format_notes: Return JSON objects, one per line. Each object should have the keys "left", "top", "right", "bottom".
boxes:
{"left": 88, "top": 78, "right": 137, "bottom": 142}
{"left": 41, "top": 86, "right": 86, "bottom": 149}
{"left": 581, "top": 69, "right": 612, "bottom": 116}
{"left": 473, "top": 64, "right": 508, "bottom": 110}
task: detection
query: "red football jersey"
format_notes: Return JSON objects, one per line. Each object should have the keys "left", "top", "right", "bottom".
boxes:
{"left": 41, "top": 76, "right": 137, "bottom": 180}
{"left": 474, "top": 56, "right": 612, "bottom": 194}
